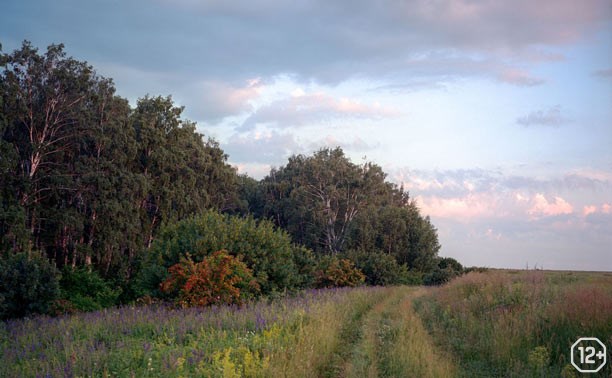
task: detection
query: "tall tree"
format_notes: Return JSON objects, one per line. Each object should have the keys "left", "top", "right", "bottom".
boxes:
{"left": 259, "top": 148, "right": 405, "bottom": 254}
{"left": 0, "top": 41, "right": 113, "bottom": 254}
{"left": 347, "top": 204, "right": 441, "bottom": 271}
{"left": 131, "top": 96, "right": 240, "bottom": 249}
{"left": 1, "top": 42, "right": 241, "bottom": 281}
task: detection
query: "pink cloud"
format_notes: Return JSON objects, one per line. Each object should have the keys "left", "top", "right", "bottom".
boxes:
{"left": 415, "top": 194, "right": 495, "bottom": 220}
{"left": 498, "top": 68, "right": 545, "bottom": 86}
{"left": 583, "top": 205, "right": 597, "bottom": 216}
{"left": 527, "top": 193, "right": 573, "bottom": 218}
{"left": 581, "top": 203, "right": 611, "bottom": 217}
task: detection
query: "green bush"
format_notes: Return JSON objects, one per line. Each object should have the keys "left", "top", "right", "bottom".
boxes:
{"left": 438, "top": 257, "right": 464, "bottom": 274}
{"left": 464, "top": 266, "right": 489, "bottom": 273}
{"left": 135, "top": 210, "right": 308, "bottom": 298}
{"left": 291, "top": 244, "right": 318, "bottom": 289}
{"left": 59, "top": 267, "right": 122, "bottom": 312}
{"left": 423, "top": 267, "right": 455, "bottom": 286}
{"left": 315, "top": 256, "right": 365, "bottom": 288}
{"left": 0, "top": 251, "right": 60, "bottom": 319}
{"left": 423, "top": 257, "right": 464, "bottom": 286}
{"left": 343, "top": 249, "right": 418, "bottom": 286}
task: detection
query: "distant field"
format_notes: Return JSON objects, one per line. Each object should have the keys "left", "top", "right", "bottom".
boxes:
{"left": 1, "top": 270, "right": 611, "bottom": 377}
{"left": 415, "top": 269, "right": 612, "bottom": 377}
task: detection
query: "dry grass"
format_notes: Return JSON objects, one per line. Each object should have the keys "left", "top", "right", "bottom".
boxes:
{"left": 414, "top": 270, "right": 612, "bottom": 377}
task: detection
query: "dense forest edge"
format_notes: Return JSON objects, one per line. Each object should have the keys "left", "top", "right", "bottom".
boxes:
{"left": 0, "top": 41, "right": 466, "bottom": 320}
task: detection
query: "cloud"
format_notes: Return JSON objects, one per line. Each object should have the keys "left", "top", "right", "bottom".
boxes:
{"left": 592, "top": 68, "right": 612, "bottom": 78}
{"left": 309, "top": 135, "right": 380, "bottom": 153}
{"left": 497, "top": 69, "right": 545, "bottom": 86}
{"left": 239, "top": 91, "right": 400, "bottom": 131}
{"left": 393, "top": 167, "right": 612, "bottom": 200}
{"left": 527, "top": 193, "right": 573, "bottom": 218}
{"left": 516, "top": 105, "right": 569, "bottom": 127}
{"left": 392, "top": 167, "right": 611, "bottom": 223}
{"left": 7, "top": 0, "right": 609, "bottom": 93}
{"left": 232, "top": 162, "right": 272, "bottom": 179}
{"left": 189, "top": 79, "right": 265, "bottom": 123}
{"left": 223, "top": 130, "right": 302, "bottom": 165}
{"left": 583, "top": 205, "right": 598, "bottom": 216}
{"left": 388, "top": 166, "right": 612, "bottom": 271}
{"left": 584, "top": 203, "right": 612, "bottom": 216}
{"left": 414, "top": 193, "right": 498, "bottom": 220}
{"left": 92, "top": 62, "right": 265, "bottom": 123}
{"left": 393, "top": 168, "right": 502, "bottom": 198}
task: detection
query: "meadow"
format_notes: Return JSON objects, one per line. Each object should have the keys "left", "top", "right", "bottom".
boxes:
{"left": 1, "top": 270, "right": 611, "bottom": 377}
{"left": 415, "top": 269, "right": 612, "bottom": 377}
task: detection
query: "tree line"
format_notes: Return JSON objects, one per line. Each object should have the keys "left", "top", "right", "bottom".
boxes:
{"left": 0, "top": 42, "right": 462, "bottom": 319}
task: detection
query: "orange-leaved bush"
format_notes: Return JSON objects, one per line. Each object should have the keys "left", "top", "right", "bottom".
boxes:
{"left": 160, "top": 250, "right": 259, "bottom": 307}
{"left": 315, "top": 257, "right": 365, "bottom": 288}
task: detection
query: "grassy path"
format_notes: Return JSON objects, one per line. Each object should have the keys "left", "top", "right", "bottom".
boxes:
{"left": 1, "top": 286, "right": 457, "bottom": 377}
{"left": 338, "top": 286, "right": 457, "bottom": 378}
{"left": 266, "top": 286, "right": 457, "bottom": 377}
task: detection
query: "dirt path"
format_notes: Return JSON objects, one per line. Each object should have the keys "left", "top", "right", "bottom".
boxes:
{"left": 329, "top": 286, "right": 457, "bottom": 378}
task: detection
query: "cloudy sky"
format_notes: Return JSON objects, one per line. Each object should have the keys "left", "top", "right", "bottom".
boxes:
{"left": 2, "top": 0, "right": 611, "bottom": 270}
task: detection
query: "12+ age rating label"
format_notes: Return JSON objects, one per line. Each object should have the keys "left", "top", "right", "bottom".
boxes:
{"left": 571, "top": 337, "right": 607, "bottom": 373}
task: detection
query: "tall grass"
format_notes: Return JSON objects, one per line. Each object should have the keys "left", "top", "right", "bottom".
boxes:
{"left": 414, "top": 270, "right": 612, "bottom": 377}
{"left": 0, "top": 287, "right": 389, "bottom": 377}
{"left": 344, "top": 286, "right": 456, "bottom": 378}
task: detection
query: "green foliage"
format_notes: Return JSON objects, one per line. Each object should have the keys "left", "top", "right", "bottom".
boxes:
{"left": 59, "top": 267, "right": 121, "bottom": 312}
{"left": 290, "top": 244, "right": 318, "bottom": 289}
{"left": 422, "top": 268, "right": 452, "bottom": 286}
{"left": 1, "top": 41, "right": 241, "bottom": 283}
{"left": 137, "top": 210, "right": 305, "bottom": 297}
{"left": 438, "top": 257, "right": 464, "bottom": 273}
{"left": 257, "top": 148, "right": 408, "bottom": 254}
{"left": 0, "top": 251, "right": 60, "bottom": 319}
{"left": 0, "top": 41, "right": 454, "bottom": 319}
{"left": 464, "top": 266, "right": 489, "bottom": 273}
{"left": 423, "top": 257, "right": 464, "bottom": 286}
{"left": 348, "top": 205, "right": 441, "bottom": 272}
{"left": 315, "top": 256, "right": 365, "bottom": 288}
{"left": 527, "top": 346, "right": 550, "bottom": 370}
{"left": 160, "top": 250, "right": 259, "bottom": 307}
{"left": 342, "top": 249, "right": 418, "bottom": 286}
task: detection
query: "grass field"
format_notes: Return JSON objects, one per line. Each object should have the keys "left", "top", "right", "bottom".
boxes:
{"left": 1, "top": 270, "right": 611, "bottom": 377}
{"left": 415, "top": 270, "right": 612, "bottom": 377}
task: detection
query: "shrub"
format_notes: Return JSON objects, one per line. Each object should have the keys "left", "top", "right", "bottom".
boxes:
{"left": 136, "top": 210, "right": 305, "bottom": 297}
{"left": 291, "top": 244, "right": 318, "bottom": 289}
{"left": 160, "top": 250, "right": 259, "bottom": 307}
{"left": 423, "top": 257, "right": 464, "bottom": 286}
{"left": 59, "top": 267, "right": 122, "bottom": 312}
{"left": 0, "top": 251, "right": 60, "bottom": 319}
{"left": 315, "top": 256, "right": 365, "bottom": 288}
{"left": 438, "top": 257, "right": 463, "bottom": 274}
{"left": 343, "top": 249, "right": 419, "bottom": 286}
{"left": 464, "top": 266, "right": 489, "bottom": 274}
{"left": 423, "top": 267, "right": 454, "bottom": 286}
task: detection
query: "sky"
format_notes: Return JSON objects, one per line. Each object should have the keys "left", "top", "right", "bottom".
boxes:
{"left": 2, "top": 0, "right": 611, "bottom": 271}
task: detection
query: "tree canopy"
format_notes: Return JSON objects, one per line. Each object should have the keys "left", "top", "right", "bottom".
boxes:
{"left": 0, "top": 42, "right": 240, "bottom": 280}
{"left": 1, "top": 41, "right": 452, "bottom": 317}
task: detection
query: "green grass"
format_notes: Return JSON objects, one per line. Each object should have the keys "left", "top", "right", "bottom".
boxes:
{"left": 414, "top": 270, "right": 612, "bottom": 377}
{"left": 1, "top": 271, "right": 610, "bottom": 377}
{"left": 0, "top": 287, "right": 403, "bottom": 377}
